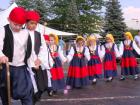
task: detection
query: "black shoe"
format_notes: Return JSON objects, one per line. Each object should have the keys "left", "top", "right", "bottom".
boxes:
{"left": 76, "top": 87, "right": 82, "bottom": 89}
{"left": 33, "top": 91, "right": 42, "bottom": 104}
{"left": 53, "top": 90, "right": 57, "bottom": 94}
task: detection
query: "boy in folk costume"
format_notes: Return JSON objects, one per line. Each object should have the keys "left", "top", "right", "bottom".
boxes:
{"left": 48, "top": 33, "right": 68, "bottom": 94}
{"left": 26, "top": 10, "right": 54, "bottom": 103}
{"left": 102, "top": 34, "right": 120, "bottom": 82}
{"left": 119, "top": 32, "right": 140, "bottom": 80}
{"left": 43, "top": 35, "right": 54, "bottom": 96}
{"left": 87, "top": 35, "right": 103, "bottom": 84}
{"left": 66, "top": 36, "right": 90, "bottom": 89}
{"left": 0, "top": 7, "right": 33, "bottom": 105}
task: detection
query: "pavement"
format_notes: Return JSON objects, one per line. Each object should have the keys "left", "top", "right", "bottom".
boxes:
{"left": 1, "top": 65, "right": 140, "bottom": 105}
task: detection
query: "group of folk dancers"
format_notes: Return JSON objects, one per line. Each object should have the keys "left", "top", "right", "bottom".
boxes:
{"left": 0, "top": 6, "right": 140, "bottom": 105}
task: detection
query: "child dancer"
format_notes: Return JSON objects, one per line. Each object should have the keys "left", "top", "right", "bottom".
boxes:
{"left": 0, "top": 7, "right": 33, "bottom": 105}
{"left": 66, "top": 36, "right": 90, "bottom": 89}
{"left": 87, "top": 35, "right": 103, "bottom": 84}
{"left": 26, "top": 10, "right": 54, "bottom": 104}
{"left": 119, "top": 32, "right": 140, "bottom": 80}
{"left": 42, "top": 36, "right": 54, "bottom": 96}
{"left": 49, "top": 33, "right": 67, "bottom": 94}
{"left": 102, "top": 34, "right": 120, "bottom": 82}
{"left": 43, "top": 34, "right": 54, "bottom": 96}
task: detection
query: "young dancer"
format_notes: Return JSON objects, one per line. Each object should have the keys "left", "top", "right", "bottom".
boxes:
{"left": 87, "top": 35, "right": 103, "bottom": 84}
{"left": 43, "top": 34, "right": 54, "bottom": 96}
{"left": 119, "top": 32, "right": 140, "bottom": 80}
{"left": 26, "top": 10, "right": 54, "bottom": 104}
{"left": 49, "top": 33, "right": 67, "bottom": 94}
{"left": 66, "top": 36, "right": 90, "bottom": 89}
{"left": 102, "top": 34, "right": 120, "bottom": 82}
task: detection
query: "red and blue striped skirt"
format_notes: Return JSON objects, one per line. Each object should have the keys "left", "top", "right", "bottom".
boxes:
{"left": 50, "top": 57, "right": 65, "bottom": 90}
{"left": 104, "top": 52, "right": 117, "bottom": 78}
{"left": 88, "top": 55, "right": 102, "bottom": 80}
{"left": 66, "top": 54, "right": 90, "bottom": 88}
{"left": 121, "top": 49, "right": 139, "bottom": 75}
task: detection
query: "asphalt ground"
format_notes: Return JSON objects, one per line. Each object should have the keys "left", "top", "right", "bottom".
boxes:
{"left": 1, "top": 65, "right": 140, "bottom": 105}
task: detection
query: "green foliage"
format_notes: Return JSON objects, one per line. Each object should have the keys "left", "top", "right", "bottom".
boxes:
{"left": 12, "top": 0, "right": 104, "bottom": 34}
{"left": 15, "top": 0, "right": 48, "bottom": 23}
{"left": 103, "top": 0, "right": 127, "bottom": 37}
{"left": 49, "top": 0, "right": 104, "bottom": 34}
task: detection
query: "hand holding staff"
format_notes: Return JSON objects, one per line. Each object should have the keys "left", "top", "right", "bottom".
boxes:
{"left": 0, "top": 56, "right": 11, "bottom": 105}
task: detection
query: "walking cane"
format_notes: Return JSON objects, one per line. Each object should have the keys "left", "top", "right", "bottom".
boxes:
{"left": 6, "top": 62, "right": 11, "bottom": 105}
{"left": 0, "top": 64, "right": 2, "bottom": 70}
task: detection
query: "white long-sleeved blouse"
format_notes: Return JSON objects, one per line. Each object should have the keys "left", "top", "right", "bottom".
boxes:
{"left": 67, "top": 45, "right": 90, "bottom": 62}
{"left": 88, "top": 45, "right": 103, "bottom": 59}
{"left": 101, "top": 43, "right": 120, "bottom": 58}
{"left": 49, "top": 45, "right": 67, "bottom": 63}
{"left": 119, "top": 40, "right": 140, "bottom": 57}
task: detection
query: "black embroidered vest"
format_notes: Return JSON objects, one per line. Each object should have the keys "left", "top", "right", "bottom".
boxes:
{"left": 3, "top": 24, "right": 32, "bottom": 64}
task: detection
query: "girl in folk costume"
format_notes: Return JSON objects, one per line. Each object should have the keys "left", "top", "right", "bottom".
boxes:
{"left": 87, "top": 35, "right": 103, "bottom": 84}
{"left": 66, "top": 36, "right": 90, "bottom": 89}
{"left": 26, "top": 10, "right": 54, "bottom": 103}
{"left": 49, "top": 33, "right": 68, "bottom": 94}
{"left": 119, "top": 32, "right": 140, "bottom": 80}
{"left": 102, "top": 34, "right": 120, "bottom": 82}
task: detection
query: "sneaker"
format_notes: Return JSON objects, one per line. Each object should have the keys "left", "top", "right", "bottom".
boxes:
{"left": 92, "top": 78, "right": 97, "bottom": 84}
{"left": 66, "top": 85, "right": 71, "bottom": 90}
{"left": 120, "top": 76, "right": 125, "bottom": 81}
{"left": 134, "top": 75, "right": 139, "bottom": 80}
{"left": 63, "top": 89, "right": 68, "bottom": 95}
{"left": 106, "top": 77, "right": 113, "bottom": 82}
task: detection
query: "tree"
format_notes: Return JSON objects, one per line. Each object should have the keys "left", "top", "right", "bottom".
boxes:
{"left": 64, "top": 0, "right": 80, "bottom": 33}
{"left": 32, "top": 0, "right": 48, "bottom": 23}
{"left": 77, "top": 0, "right": 104, "bottom": 34}
{"left": 103, "top": 0, "right": 126, "bottom": 38}
{"left": 11, "top": 0, "right": 34, "bottom": 9}
{"left": 13, "top": 0, "right": 49, "bottom": 23}
{"left": 48, "top": 0, "right": 104, "bottom": 34}
{"left": 46, "top": 0, "right": 70, "bottom": 31}
{"left": 11, "top": 0, "right": 104, "bottom": 34}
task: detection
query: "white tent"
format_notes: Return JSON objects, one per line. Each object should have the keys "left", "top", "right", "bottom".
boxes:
{"left": 0, "top": 3, "right": 77, "bottom": 36}
{"left": 0, "top": 3, "right": 17, "bottom": 28}
{"left": 36, "top": 24, "right": 77, "bottom": 36}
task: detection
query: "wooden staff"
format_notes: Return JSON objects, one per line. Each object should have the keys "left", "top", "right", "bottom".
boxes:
{"left": 6, "top": 62, "right": 11, "bottom": 105}
{"left": 0, "top": 63, "right": 2, "bottom": 70}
